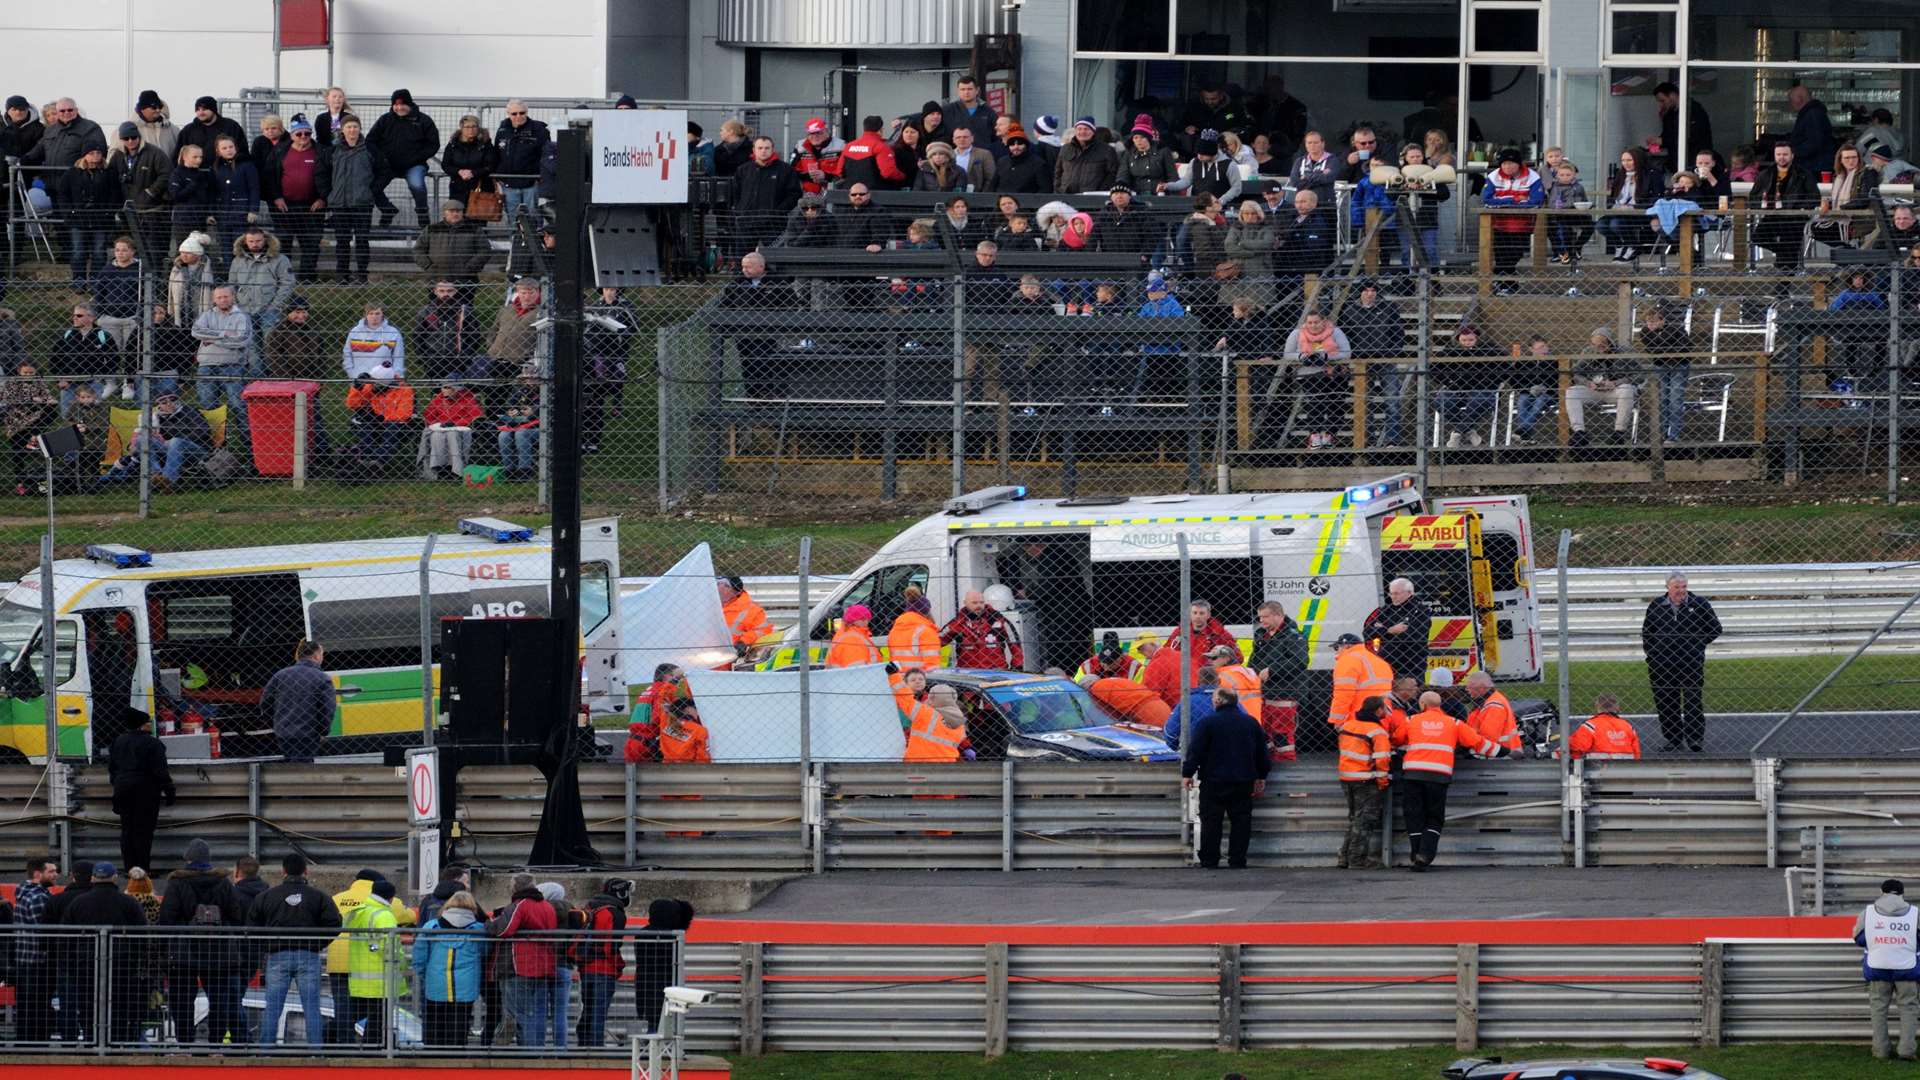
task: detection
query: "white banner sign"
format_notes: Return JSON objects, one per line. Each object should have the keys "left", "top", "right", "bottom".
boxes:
{"left": 591, "top": 109, "right": 689, "bottom": 204}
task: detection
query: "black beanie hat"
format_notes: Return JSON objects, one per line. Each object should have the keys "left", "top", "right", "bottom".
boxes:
{"left": 195, "top": 95, "right": 218, "bottom": 113}
{"left": 921, "top": 100, "right": 943, "bottom": 117}
{"left": 137, "top": 90, "right": 163, "bottom": 111}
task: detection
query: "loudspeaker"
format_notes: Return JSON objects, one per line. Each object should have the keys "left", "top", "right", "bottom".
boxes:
{"left": 441, "top": 617, "right": 565, "bottom": 745}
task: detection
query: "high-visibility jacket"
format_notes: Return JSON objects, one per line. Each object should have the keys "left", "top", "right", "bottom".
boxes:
{"left": 722, "top": 591, "right": 773, "bottom": 647}
{"left": 892, "top": 670, "right": 963, "bottom": 762}
{"left": 1566, "top": 712, "right": 1642, "bottom": 760}
{"left": 886, "top": 611, "right": 944, "bottom": 671}
{"left": 1468, "top": 689, "right": 1520, "bottom": 752}
{"left": 328, "top": 879, "right": 416, "bottom": 973}
{"left": 659, "top": 719, "right": 711, "bottom": 763}
{"left": 1336, "top": 717, "right": 1392, "bottom": 787}
{"left": 344, "top": 900, "right": 401, "bottom": 998}
{"left": 826, "top": 625, "right": 881, "bottom": 668}
{"left": 1388, "top": 707, "right": 1500, "bottom": 781}
{"left": 1087, "top": 676, "right": 1171, "bottom": 728}
{"left": 1328, "top": 644, "right": 1394, "bottom": 727}
{"left": 1216, "top": 663, "right": 1263, "bottom": 719}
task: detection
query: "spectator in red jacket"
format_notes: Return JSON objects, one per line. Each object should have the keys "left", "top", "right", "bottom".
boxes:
{"left": 572, "top": 877, "right": 633, "bottom": 1047}
{"left": 836, "top": 115, "right": 904, "bottom": 192}
{"left": 486, "top": 874, "right": 558, "bottom": 1047}
{"left": 789, "top": 117, "right": 844, "bottom": 195}
{"left": 940, "top": 590, "right": 1024, "bottom": 670}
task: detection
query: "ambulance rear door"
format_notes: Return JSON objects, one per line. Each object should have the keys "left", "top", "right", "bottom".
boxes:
{"left": 1432, "top": 495, "right": 1540, "bottom": 680}
{"left": 1377, "top": 513, "right": 1485, "bottom": 677}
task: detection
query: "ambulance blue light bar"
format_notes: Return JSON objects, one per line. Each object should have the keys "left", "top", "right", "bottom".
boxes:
{"left": 1346, "top": 474, "right": 1419, "bottom": 505}
{"left": 459, "top": 517, "right": 534, "bottom": 543}
{"left": 943, "top": 485, "right": 1028, "bottom": 514}
{"left": 86, "top": 544, "right": 152, "bottom": 568}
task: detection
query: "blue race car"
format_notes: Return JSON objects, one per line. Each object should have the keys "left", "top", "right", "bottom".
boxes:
{"left": 927, "top": 669, "right": 1180, "bottom": 763}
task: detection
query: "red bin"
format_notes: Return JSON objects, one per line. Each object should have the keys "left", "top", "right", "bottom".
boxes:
{"left": 240, "top": 380, "right": 322, "bottom": 476}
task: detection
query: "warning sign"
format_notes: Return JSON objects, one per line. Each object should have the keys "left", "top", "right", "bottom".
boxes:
{"left": 406, "top": 748, "right": 439, "bottom": 825}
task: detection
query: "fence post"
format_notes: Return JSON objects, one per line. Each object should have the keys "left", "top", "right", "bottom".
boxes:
{"left": 137, "top": 269, "right": 154, "bottom": 519}
{"left": 292, "top": 390, "right": 307, "bottom": 489}
{"left": 656, "top": 326, "right": 672, "bottom": 510}
{"left": 1001, "top": 759, "right": 1014, "bottom": 873}
{"left": 1217, "top": 942, "right": 1242, "bottom": 1051}
{"left": 796, "top": 536, "right": 813, "bottom": 860}
{"left": 1556, "top": 529, "right": 1573, "bottom": 860}
{"left": 383, "top": 925, "right": 398, "bottom": 1057}
{"left": 1889, "top": 262, "right": 1903, "bottom": 506}
{"left": 93, "top": 926, "right": 109, "bottom": 1049}
{"left": 984, "top": 942, "right": 1009, "bottom": 1058}
{"left": 625, "top": 761, "right": 638, "bottom": 866}
{"left": 1415, "top": 271, "right": 1432, "bottom": 490}
{"left": 419, "top": 533, "right": 437, "bottom": 746}
{"left": 1757, "top": 757, "right": 1780, "bottom": 869}
{"left": 248, "top": 762, "right": 262, "bottom": 855}
{"left": 1454, "top": 942, "right": 1480, "bottom": 1051}
{"left": 739, "top": 941, "right": 765, "bottom": 1056}
{"left": 951, "top": 276, "right": 966, "bottom": 498}
{"left": 1700, "top": 941, "right": 1725, "bottom": 1047}
{"left": 536, "top": 273, "right": 553, "bottom": 510}
{"left": 1177, "top": 534, "right": 1194, "bottom": 858}
{"left": 1813, "top": 824, "right": 1826, "bottom": 915}
{"left": 39, "top": 533, "right": 56, "bottom": 776}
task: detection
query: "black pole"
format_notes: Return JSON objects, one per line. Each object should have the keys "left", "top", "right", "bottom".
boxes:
{"left": 531, "top": 121, "right": 598, "bottom": 867}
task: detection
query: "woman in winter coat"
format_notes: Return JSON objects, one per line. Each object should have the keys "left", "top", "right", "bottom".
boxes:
{"left": 1224, "top": 198, "right": 1278, "bottom": 277}
{"left": 209, "top": 136, "right": 260, "bottom": 265}
{"left": 889, "top": 122, "right": 926, "bottom": 187}
{"left": 168, "top": 143, "right": 216, "bottom": 252}
{"left": 914, "top": 142, "right": 968, "bottom": 192}
{"left": 442, "top": 114, "right": 500, "bottom": 205}
{"left": 711, "top": 119, "right": 753, "bottom": 178}
{"left": 411, "top": 890, "right": 489, "bottom": 1047}
{"left": 1119, "top": 116, "right": 1178, "bottom": 194}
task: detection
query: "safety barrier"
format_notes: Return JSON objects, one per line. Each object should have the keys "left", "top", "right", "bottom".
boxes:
{"left": 6, "top": 758, "right": 1912, "bottom": 880}
{"left": 674, "top": 936, "right": 1868, "bottom": 1054}
{"left": 624, "top": 561, "right": 1920, "bottom": 663}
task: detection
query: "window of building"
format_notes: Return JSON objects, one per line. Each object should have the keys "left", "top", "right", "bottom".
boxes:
{"left": 1078, "top": 0, "right": 1173, "bottom": 54}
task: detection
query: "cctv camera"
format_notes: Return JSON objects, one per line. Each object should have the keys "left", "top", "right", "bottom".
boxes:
{"left": 664, "top": 986, "right": 714, "bottom": 1008}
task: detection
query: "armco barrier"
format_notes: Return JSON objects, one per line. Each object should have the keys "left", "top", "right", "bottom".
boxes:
{"left": 669, "top": 925, "right": 1866, "bottom": 1054}
{"left": 3, "top": 759, "right": 1913, "bottom": 879}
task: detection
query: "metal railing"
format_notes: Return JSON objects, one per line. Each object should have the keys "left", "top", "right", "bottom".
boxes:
{"left": 0, "top": 925, "right": 683, "bottom": 1055}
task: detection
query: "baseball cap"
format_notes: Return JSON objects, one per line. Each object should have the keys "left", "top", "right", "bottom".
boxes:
{"left": 1334, "top": 633, "right": 1363, "bottom": 648}
{"left": 116, "top": 121, "right": 139, "bottom": 140}
{"left": 288, "top": 115, "right": 313, "bottom": 133}
{"left": 91, "top": 861, "right": 116, "bottom": 879}
{"left": 806, "top": 117, "right": 827, "bottom": 134}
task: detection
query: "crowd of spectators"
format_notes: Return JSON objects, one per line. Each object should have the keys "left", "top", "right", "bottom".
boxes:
{"left": 2, "top": 847, "right": 694, "bottom": 1050}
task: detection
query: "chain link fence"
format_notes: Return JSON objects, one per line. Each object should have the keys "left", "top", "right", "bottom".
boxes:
{"left": 0, "top": 179, "right": 1911, "bottom": 768}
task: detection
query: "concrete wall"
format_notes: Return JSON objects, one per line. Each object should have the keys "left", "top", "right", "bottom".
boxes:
{"left": 610, "top": 0, "right": 691, "bottom": 100}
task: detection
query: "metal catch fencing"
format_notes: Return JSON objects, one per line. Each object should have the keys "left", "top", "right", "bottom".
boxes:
{"left": 0, "top": 924, "right": 683, "bottom": 1055}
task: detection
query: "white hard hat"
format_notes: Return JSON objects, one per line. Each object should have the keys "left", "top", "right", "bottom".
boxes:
{"left": 1428, "top": 667, "right": 1454, "bottom": 687}
{"left": 982, "top": 584, "right": 1016, "bottom": 611}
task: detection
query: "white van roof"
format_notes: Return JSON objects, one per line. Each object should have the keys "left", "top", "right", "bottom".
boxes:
{"left": 938, "top": 478, "right": 1419, "bottom": 531}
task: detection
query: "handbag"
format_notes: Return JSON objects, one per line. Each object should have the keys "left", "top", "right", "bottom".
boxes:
{"left": 466, "top": 187, "right": 504, "bottom": 222}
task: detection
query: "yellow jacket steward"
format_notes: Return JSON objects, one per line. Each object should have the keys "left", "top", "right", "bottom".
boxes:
{"left": 327, "top": 879, "right": 417, "bottom": 973}
{"left": 344, "top": 899, "right": 401, "bottom": 998}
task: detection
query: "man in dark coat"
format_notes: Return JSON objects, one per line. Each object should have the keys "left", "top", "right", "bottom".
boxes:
{"left": 1364, "top": 577, "right": 1433, "bottom": 683}
{"left": 60, "top": 862, "right": 149, "bottom": 1043}
{"left": 727, "top": 135, "right": 802, "bottom": 256}
{"left": 0, "top": 95, "right": 46, "bottom": 159}
{"left": 1641, "top": 572, "right": 1723, "bottom": 752}
{"left": 1181, "top": 688, "right": 1272, "bottom": 869}
{"left": 718, "top": 252, "right": 798, "bottom": 399}
{"left": 158, "top": 838, "right": 249, "bottom": 1044}
{"left": 260, "top": 639, "right": 337, "bottom": 761}
{"left": 368, "top": 89, "right": 440, "bottom": 227}
{"left": 1786, "top": 85, "right": 1837, "bottom": 173}
{"left": 176, "top": 96, "right": 249, "bottom": 164}
{"left": 23, "top": 99, "right": 107, "bottom": 169}
{"left": 108, "top": 708, "right": 175, "bottom": 874}
{"left": 1750, "top": 141, "right": 1819, "bottom": 275}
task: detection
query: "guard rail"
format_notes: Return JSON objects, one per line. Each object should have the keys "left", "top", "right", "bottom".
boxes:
{"left": 622, "top": 562, "right": 1920, "bottom": 661}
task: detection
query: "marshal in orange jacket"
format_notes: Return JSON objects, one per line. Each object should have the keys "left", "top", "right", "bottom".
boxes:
{"left": 886, "top": 610, "right": 944, "bottom": 671}
{"left": 1468, "top": 688, "right": 1521, "bottom": 752}
{"left": 1566, "top": 713, "right": 1642, "bottom": 760}
{"left": 825, "top": 624, "right": 882, "bottom": 668}
{"left": 1328, "top": 642, "right": 1394, "bottom": 727}
{"left": 1387, "top": 706, "right": 1501, "bottom": 780}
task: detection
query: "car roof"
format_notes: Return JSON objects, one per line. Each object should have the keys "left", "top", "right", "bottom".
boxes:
{"left": 939, "top": 489, "right": 1357, "bottom": 530}
{"left": 1467, "top": 1062, "right": 1713, "bottom": 1079}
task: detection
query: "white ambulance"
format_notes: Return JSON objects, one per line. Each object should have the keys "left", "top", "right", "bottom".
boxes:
{"left": 763, "top": 476, "right": 1541, "bottom": 714}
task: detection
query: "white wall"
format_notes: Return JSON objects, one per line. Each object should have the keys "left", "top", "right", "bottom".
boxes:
{"left": 0, "top": 0, "right": 609, "bottom": 130}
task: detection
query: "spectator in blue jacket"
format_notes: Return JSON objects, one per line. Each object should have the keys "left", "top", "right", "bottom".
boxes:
{"left": 1126, "top": 271, "right": 1188, "bottom": 408}
{"left": 1164, "top": 666, "right": 1221, "bottom": 750}
{"left": 413, "top": 890, "right": 488, "bottom": 1048}
{"left": 1180, "top": 687, "right": 1272, "bottom": 869}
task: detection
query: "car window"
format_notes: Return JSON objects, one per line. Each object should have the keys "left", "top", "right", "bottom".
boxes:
{"left": 984, "top": 679, "right": 1104, "bottom": 733}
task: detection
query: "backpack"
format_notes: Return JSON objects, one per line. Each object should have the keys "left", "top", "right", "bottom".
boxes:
{"left": 569, "top": 899, "right": 627, "bottom": 968}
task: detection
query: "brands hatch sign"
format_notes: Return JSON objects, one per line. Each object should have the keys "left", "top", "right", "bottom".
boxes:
{"left": 590, "top": 109, "right": 688, "bottom": 204}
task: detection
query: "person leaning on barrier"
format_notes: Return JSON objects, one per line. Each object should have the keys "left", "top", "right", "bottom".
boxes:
{"left": 108, "top": 707, "right": 175, "bottom": 874}
{"left": 1564, "top": 694, "right": 1642, "bottom": 761}
{"left": 1336, "top": 697, "right": 1394, "bottom": 869}
{"left": 1182, "top": 688, "right": 1272, "bottom": 870}
{"left": 1641, "top": 572, "right": 1721, "bottom": 753}
{"left": 251, "top": 853, "right": 341, "bottom": 1049}
{"left": 1389, "top": 691, "right": 1510, "bottom": 871}
{"left": 342, "top": 878, "right": 403, "bottom": 1046}
{"left": 659, "top": 698, "right": 712, "bottom": 764}
{"left": 413, "top": 888, "right": 488, "bottom": 1048}
{"left": 572, "top": 877, "right": 634, "bottom": 1047}
{"left": 1464, "top": 670, "right": 1520, "bottom": 753}
{"left": 1857, "top": 878, "right": 1920, "bottom": 1061}
{"left": 262, "top": 638, "right": 337, "bottom": 761}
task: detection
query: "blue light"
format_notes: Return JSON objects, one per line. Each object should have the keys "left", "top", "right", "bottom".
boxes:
{"left": 1346, "top": 485, "right": 1374, "bottom": 504}
{"left": 1012, "top": 486, "right": 1028, "bottom": 499}
{"left": 86, "top": 544, "right": 152, "bottom": 568}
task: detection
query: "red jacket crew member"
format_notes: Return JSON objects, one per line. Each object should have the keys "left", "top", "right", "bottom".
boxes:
{"left": 940, "top": 590, "right": 1023, "bottom": 670}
